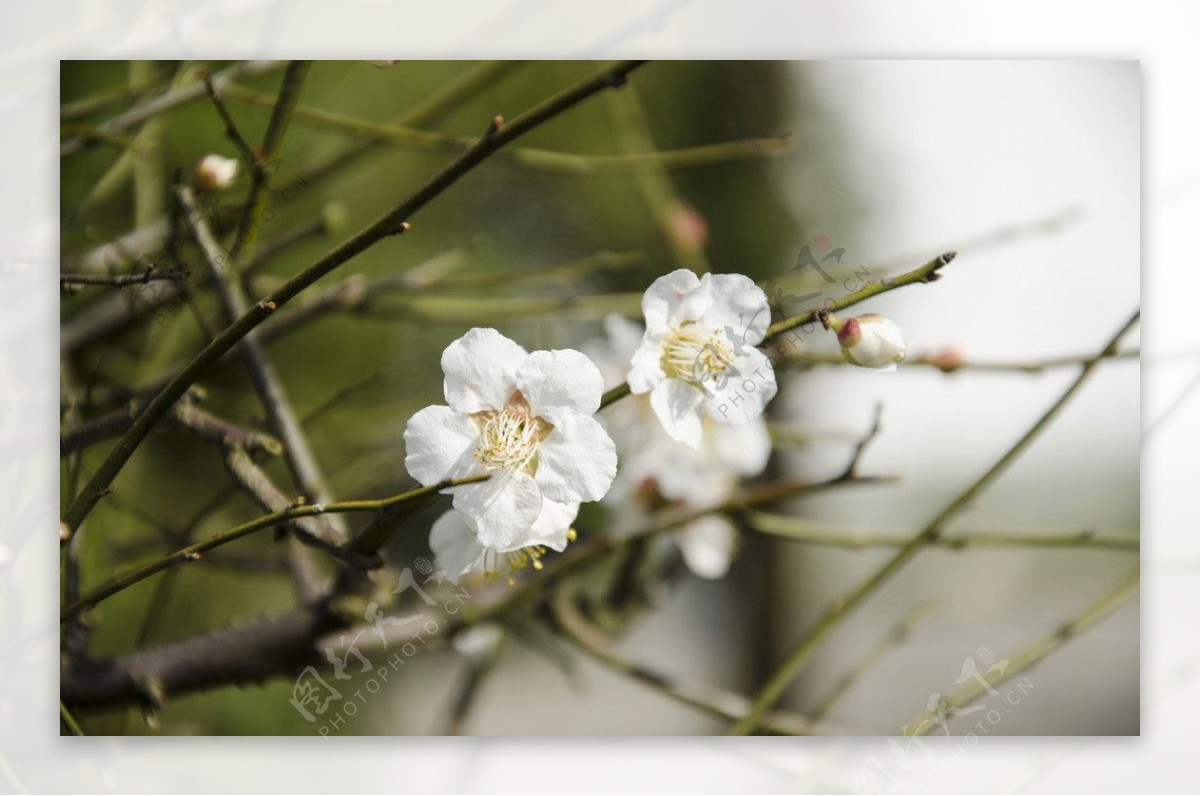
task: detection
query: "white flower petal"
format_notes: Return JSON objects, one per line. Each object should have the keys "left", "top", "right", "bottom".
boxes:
{"left": 583, "top": 314, "right": 646, "bottom": 390}
{"left": 650, "top": 378, "right": 704, "bottom": 448}
{"left": 627, "top": 333, "right": 667, "bottom": 394}
{"left": 429, "top": 510, "right": 486, "bottom": 582}
{"left": 677, "top": 515, "right": 740, "bottom": 579}
{"left": 699, "top": 273, "right": 772, "bottom": 345}
{"left": 702, "top": 347, "right": 777, "bottom": 426}
{"left": 709, "top": 415, "right": 772, "bottom": 477}
{"left": 603, "top": 314, "right": 647, "bottom": 363}
{"left": 453, "top": 469, "right": 543, "bottom": 550}
{"left": 514, "top": 349, "right": 603, "bottom": 423}
{"left": 649, "top": 448, "right": 734, "bottom": 506}
{"left": 526, "top": 499, "right": 579, "bottom": 551}
{"left": 452, "top": 623, "right": 505, "bottom": 658}
{"left": 403, "top": 405, "right": 480, "bottom": 486}
{"left": 441, "top": 328, "right": 528, "bottom": 414}
{"left": 641, "top": 269, "right": 704, "bottom": 334}
{"left": 535, "top": 414, "right": 617, "bottom": 503}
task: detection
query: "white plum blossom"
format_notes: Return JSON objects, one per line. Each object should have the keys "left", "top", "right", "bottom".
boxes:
{"left": 404, "top": 328, "right": 616, "bottom": 555}
{"left": 430, "top": 500, "right": 579, "bottom": 584}
{"left": 628, "top": 269, "right": 777, "bottom": 448}
{"left": 825, "top": 312, "right": 907, "bottom": 370}
{"left": 676, "top": 515, "right": 741, "bottom": 580}
{"left": 586, "top": 314, "right": 771, "bottom": 579}
{"left": 194, "top": 154, "right": 240, "bottom": 191}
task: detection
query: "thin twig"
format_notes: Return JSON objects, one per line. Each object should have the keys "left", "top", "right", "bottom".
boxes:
{"left": 59, "top": 391, "right": 280, "bottom": 458}
{"left": 597, "top": 252, "right": 958, "bottom": 411}
{"left": 58, "top": 472, "right": 884, "bottom": 711}
{"left": 810, "top": 602, "right": 938, "bottom": 723}
{"left": 780, "top": 347, "right": 1140, "bottom": 374}
{"left": 552, "top": 589, "right": 823, "bottom": 735}
{"left": 177, "top": 183, "right": 347, "bottom": 598}
{"left": 130, "top": 61, "right": 166, "bottom": 229}
{"left": 905, "top": 569, "right": 1139, "bottom": 736}
{"left": 229, "top": 60, "right": 312, "bottom": 261}
{"left": 60, "top": 475, "right": 489, "bottom": 624}
{"left": 744, "top": 512, "right": 1139, "bottom": 552}
{"left": 730, "top": 308, "right": 1141, "bottom": 735}
{"left": 61, "top": 60, "right": 284, "bottom": 157}
{"left": 60, "top": 266, "right": 187, "bottom": 290}
{"left": 226, "top": 82, "right": 792, "bottom": 176}
{"left": 605, "top": 81, "right": 711, "bottom": 274}
{"left": 767, "top": 251, "right": 957, "bottom": 340}
{"left": 61, "top": 76, "right": 164, "bottom": 122}
{"left": 464, "top": 473, "right": 897, "bottom": 631}
{"left": 61, "top": 59, "right": 649, "bottom": 535}
{"left": 201, "top": 69, "right": 261, "bottom": 175}
{"left": 60, "top": 702, "right": 85, "bottom": 736}
{"left": 62, "top": 62, "right": 515, "bottom": 351}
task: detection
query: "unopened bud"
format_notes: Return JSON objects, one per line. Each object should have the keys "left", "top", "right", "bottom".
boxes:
{"left": 451, "top": 623, "right": 504, "bottom": 662}
{"left": 926, "top": 346, "right": 965, "bottom": 373}
{"left": 826, "top": 312, "right": 906, "bottom": 371}
{"left": 194, "top": 154, "right": 240, "bottom": 191}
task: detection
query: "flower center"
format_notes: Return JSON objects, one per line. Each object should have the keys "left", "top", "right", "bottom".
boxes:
{"left": 482, "top": 529, "right": 577, "bottom": 585}
{"left": 662, "top": 322, "right": 735, "bottom": 385}
{"left": 473, "top": 405, "right": 545, "bottom": 472}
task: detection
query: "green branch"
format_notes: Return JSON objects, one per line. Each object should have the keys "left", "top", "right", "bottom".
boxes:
{"left": 764, "top": 251, "right": 957, "bottom": 341}
{"left": 60, "top": 475, "right": 488, "bottom": 624}
{"left": 810, "top": 601, "right": 938, "bottom": 723}
{"left": 729, "top": 307, "right": 1141, "bottom": 735}
{"left": 229, "top": 60, "right": 312, "bottom": 261}
{"left": 61, "top": 60, "right": 284, "bottom": 157}
{"left": 597, "top": 252, "right": 958, "bottom": 413}
{"left": 780, "top": 347, "right": 1139, "bottom": 374}
{"left": 905, "top": 569, "right": 1139, "bottom": 736}
{"left": 60, "top": 59, "right": 648, "bottom": 535}
{"left": 225, "top": 82, "right": 791, "bottom": 176}
{"left": 745, "top": 512, "right": 1139, "bottom": 552}
{"left": 552, "top": 589, "right": 821, "bottom": 735}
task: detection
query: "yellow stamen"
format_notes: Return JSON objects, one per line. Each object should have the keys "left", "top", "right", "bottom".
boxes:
{"left": 661, "top": 322, "right": 734, "bottom": 386}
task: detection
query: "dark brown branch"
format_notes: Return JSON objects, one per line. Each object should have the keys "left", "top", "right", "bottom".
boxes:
{"left": 59, "top": 391, "right": 280, "bottom": 458}
{"left": 61, "top": 605, "right": 338, "bottom": 711}
{"left": 177, "top": 183, "right": 350, "bottom": 599}
{"left": 228, "top": 60, "right": 312, "bottom": 261}
{"left": 60, "top": 266, "right": 187, "bottom": 290}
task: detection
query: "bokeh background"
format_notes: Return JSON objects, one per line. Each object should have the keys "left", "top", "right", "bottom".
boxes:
{"left": 4, "top": 0, "right": 1197, "bottom": 788}
{"left": 56, "top": 58, "right": 1138, "bottom": 739}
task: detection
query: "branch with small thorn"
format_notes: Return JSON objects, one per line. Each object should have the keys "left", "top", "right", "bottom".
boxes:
{"left": 60, "top": 265, "right": 187, "bottom": 291}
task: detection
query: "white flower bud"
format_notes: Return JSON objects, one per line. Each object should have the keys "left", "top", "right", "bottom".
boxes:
{"left": 828, "top": 312, "right": 906, "bottom": 370}
{"left": 451, "top": 623, "right": 505, "bottom": 661}
{"left": 194, "top": 154, "right": 240, "bottom": 191}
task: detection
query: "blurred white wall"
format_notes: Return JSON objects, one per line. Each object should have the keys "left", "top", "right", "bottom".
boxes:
{"left": 774, "top": 60, "right": 1140, "bottom": 734}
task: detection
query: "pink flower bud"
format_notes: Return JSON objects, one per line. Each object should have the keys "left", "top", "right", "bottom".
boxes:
{"left": 827, "top": 312, "right": 907, "bottom": 370}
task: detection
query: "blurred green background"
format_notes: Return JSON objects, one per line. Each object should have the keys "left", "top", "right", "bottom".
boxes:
{"left": 60, "top": 60, "right": 829, "bottom": 734}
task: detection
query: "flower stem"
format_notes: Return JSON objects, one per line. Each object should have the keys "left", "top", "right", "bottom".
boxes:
{"left": 764, "top": 251, "right": 957, "bottom": 342}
